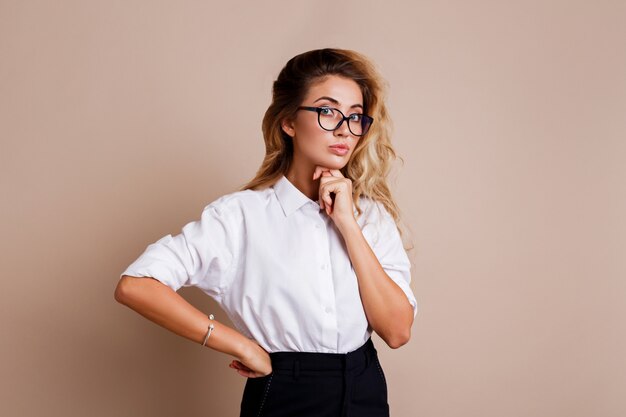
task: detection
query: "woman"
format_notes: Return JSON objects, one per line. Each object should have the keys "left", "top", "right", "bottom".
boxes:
{"left": 115, "top": 47, "right": 418, "bottom": 417}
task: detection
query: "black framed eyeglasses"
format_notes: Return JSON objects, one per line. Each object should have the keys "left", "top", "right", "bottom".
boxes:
{"left": 297, "top": 106, "right": 374, "bottom": 137}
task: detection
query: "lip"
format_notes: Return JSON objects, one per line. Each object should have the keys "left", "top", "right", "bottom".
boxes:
{"left": 329, "top": 146, "right": 349, "bottom": 156}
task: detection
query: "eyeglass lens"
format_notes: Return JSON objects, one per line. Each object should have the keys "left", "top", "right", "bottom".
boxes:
{"left": 318, "top": 108, "right": 371, "bottom": 136}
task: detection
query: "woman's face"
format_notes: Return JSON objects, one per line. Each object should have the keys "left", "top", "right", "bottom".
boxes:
{"left": 282, "top": 75, "right": 364, "bottom": 172}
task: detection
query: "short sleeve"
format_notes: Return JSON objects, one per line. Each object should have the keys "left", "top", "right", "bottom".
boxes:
{"left": 366, "top": 202, "right": 418, "bottom": 319}
{"left": 119, "top": 203, "right": 239, "bottom": 301}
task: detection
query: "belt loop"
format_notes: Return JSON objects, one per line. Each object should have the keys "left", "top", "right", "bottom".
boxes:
{"left": 293, "top": 359, "right": 300, "bottom": 381}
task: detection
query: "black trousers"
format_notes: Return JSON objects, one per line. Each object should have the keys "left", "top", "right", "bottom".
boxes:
{"left": 239, "top": 336, "right": 389, "bottom": 417}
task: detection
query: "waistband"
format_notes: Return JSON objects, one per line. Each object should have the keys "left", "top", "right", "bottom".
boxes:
{"left": 269, "top": 336, "right": 377, "bottom": 374}
{"left": 267, "top": 337, "right": 378, "bottom": 417}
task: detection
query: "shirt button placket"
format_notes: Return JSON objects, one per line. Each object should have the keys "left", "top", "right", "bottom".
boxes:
{"left": 315, "top": 217, "right": 337, "bottom": 351}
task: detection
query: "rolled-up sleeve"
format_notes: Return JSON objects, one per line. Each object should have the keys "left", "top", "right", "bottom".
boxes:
{"left": 119, "top": 203, "right": 239, "bottom": 301}
{"left": 368, "top": 202, "right": 418, "bottom": 319}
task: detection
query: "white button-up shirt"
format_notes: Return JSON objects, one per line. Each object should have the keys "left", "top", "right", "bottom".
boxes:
{"left": 119, "top": 174, "right": 418, "bottom": 353}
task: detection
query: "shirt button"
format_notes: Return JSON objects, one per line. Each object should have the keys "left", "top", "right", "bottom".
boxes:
{"left": 321, "top": 264, "right": 326, "bottom": 270}
{"left": 315, "top": 224, "right": 321, "bottom": 229}
{"left": 324, "top": 307, "right": 332, "bottom": 314}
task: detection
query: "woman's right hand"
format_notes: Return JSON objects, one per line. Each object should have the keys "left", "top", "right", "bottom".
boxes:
{"left": 230, "top": 339, "right": 272, "bottom": 378}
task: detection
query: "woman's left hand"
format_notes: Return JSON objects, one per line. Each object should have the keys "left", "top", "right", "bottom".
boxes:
{"left": 313, "top": 166, "right": 357, "bottom": 230}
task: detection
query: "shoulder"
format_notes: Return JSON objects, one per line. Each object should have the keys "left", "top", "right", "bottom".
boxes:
{"left": 357, "top": 196, "right": 392, "bottom": 224}
{"left": 357, "top": 196, "right": 400, "bottom": 244}
{"left": 203, "top": 186, "right": 273, "bottom": 217}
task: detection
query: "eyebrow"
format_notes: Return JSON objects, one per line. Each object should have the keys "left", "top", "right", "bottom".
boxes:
{"left": 313, "top": 96, "right": 363, "bottom": 110}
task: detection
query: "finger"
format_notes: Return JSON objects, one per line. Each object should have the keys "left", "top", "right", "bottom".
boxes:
{"left": 325, "top": 199, "right": 332, "bottom": 213}
{"left": 237, "top": 369, "right": 251, "bottom": 378}
{"left": 325, "top": 169, "right": 344, "bottom": 178}
{"left": 239, "top": 364, "right": 253, "bottom": 372}
{"left": 232, "top": 360, "right": 252, "bottom": 372}
{"left": 325, "top": 193, "right": 333, "bottom": 207}
{"left": 319, "top": 187, "right": 328, "bottom": 210}
{"left": 313, "top": 166, "right": 327, "bottom": 180}
{"left": 322, "top": 181, "right": 338, "bottom": 206}
{"left": 320, "top": 172, "right": 333, "bottom": 184}
{"left": 314, "top": 166, "right": 333, "bottom": 180}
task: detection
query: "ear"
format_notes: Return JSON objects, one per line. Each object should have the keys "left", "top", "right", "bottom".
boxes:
{"left": 281, "top": 118, "right": 295, "bottom": 138}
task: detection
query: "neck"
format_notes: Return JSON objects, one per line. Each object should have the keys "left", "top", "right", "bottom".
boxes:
{"left": 285, "top": 164, "right": 319, "bottom": 201}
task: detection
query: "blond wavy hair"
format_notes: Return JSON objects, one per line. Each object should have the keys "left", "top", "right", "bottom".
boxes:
{"left": 239, "top": 48, "right": 413, "bottom": 251}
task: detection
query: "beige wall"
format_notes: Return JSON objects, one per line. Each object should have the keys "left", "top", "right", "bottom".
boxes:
{"left": 1, "top": 1, "right": 625, "bottom": 416}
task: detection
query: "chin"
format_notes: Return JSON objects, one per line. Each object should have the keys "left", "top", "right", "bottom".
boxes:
{"left": 317, "top": 159, "right": 347, "bottom": 170}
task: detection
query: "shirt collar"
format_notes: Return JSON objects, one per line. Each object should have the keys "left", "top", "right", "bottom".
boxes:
{"left": 273, "top": 174, "right": 360, "bottom": 218}
{"left": 273, "top": 174, "right": 321, "bottom": 216}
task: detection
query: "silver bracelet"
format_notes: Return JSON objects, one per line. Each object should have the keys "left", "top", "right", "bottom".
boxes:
{"left": 202, "top": 314, "right": 215, "bottom": 346}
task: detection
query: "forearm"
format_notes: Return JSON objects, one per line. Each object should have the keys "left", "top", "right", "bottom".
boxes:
{"left": 338, "top": 221, "right": 414, "bottom": 348}
{"left": 114, "top": 276, "right": 252, "bottom": 359}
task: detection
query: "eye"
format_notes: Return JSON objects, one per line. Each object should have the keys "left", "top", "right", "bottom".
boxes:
{"left": 349, "top": 113, "right": 362, "bottom": 122}
{"left": 319, "top": 107, "right": 333, "bottom": 116}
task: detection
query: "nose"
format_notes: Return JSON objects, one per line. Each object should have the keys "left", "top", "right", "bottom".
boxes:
{"left": 334, "top": 117, "right": 352, "bottom": 137}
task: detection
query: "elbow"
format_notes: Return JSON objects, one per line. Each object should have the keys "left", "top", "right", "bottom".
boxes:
{"left": 115, "top": 275, "right": 163, "bottom": 305}
{"left": 114, "top": 275, "right": 136, "bottom": 305}
{"left": 387, "top": 329, "right": 411, "bottom": 349}
{"left": 385, "top": 304, "right": 414, "bottom": 349}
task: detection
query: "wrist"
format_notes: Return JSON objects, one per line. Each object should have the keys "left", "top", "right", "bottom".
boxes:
{"left": 234, "top": 336, "right": 255, "bottom": 360}
{"left": 337, "top": 217, "right": 360, "bottom": 235}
